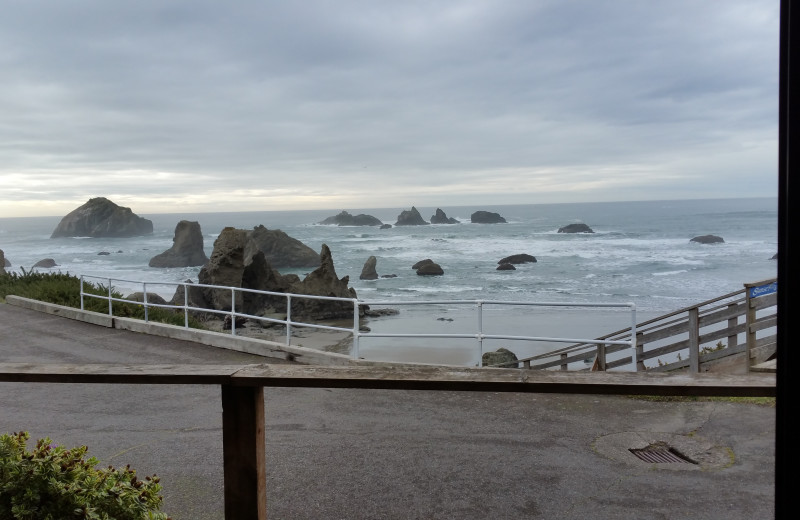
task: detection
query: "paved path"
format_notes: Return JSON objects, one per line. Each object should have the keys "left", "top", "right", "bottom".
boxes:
{"left": 0, "top": 303, "right": 776, "bottom": 520}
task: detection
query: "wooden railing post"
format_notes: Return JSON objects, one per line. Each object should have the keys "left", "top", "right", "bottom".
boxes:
{"left": 689, "top": 308, "right": 700, "bottom": 373}
{"left": 559, "top": 353, "right": 568, "bottom": 371}
{"left": 222, "top": 385, "right": 266, "bottom": 520}
{"left": 727, "top": 303, "right": 739, "bottom": 352}
{"left": 597, "top": 343, "right": 606, "bottom": 371}
{"left": 635, "top": 332, "right": 645, "bottom": 371}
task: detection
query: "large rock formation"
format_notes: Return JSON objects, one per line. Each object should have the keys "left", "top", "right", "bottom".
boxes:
{"left": 0, "top": 249, "right": 5, "bottom": 274}
{"left": 50, "top": 197, "right": 153, "bottom": 238}
{"left": 149, "top": 220, "right": 209, "bottom": 268}
{"left": 247, "top": 225, "right": 321, "bottom": 268}
{"left": 183, "top": 227, "right": 359, "bottom": 321}
{"left": 360, "top": 256, "right": 379, "bottom": 280}
{"left": 319, "top": 211, "right": 383, "bottom": 227}
{"left": 416, "top": 262, "right": 444, "bottom": 276}
{"left": 430, "top": 208, "right": 459, "bottom": 224}
{"left": 471, "top": 211, "right": 506, "bottom": 224}
{"left": 395, "top": 206, "right": 429, "bottom": 226}
{"left": 691, "top": 234, "right": 724, "bottom": 244}
{"left": 558, "top": 223, "right": 594, "bottom": 233}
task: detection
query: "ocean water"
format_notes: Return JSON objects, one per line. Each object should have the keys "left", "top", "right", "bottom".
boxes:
{"left": 0, "top": 198, "right": 778, "bottom": 364}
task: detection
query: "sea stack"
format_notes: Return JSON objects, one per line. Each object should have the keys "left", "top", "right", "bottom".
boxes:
{"left": 50, "top": 197, "right": 153, "bottom": 238}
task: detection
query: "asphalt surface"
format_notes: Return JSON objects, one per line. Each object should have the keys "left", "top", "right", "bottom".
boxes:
{"left": 0, "top": 302, "right": 776, "bottom": 520}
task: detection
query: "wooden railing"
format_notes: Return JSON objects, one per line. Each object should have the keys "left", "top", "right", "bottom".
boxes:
{"left": 0, "top": 362, "right": 776, "bottom": 520}
{"left": 510, "top": 278, "right": 777, "bottom": 373}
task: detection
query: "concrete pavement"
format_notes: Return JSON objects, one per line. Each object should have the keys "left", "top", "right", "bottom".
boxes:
{"left": 0, "top": 301, "right": 776, "bottom": 519}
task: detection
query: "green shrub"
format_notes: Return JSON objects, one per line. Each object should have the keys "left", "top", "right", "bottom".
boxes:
{"left": 0, "top": 431, "right": 171, "bottom": 520}
{"left": 0, "top": 270, "right": 204, "bottom": 329}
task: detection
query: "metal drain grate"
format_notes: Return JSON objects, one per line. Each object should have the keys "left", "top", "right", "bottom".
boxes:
{"left": 629, "top": 443, "right": 697, "bottom": 464}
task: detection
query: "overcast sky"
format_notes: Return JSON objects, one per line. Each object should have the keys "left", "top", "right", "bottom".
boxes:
{"left": 0, "top": 0, "right": 780, "bottom": 218}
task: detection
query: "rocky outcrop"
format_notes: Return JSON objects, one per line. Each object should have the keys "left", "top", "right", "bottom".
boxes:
{"left": 691, "top": 235, "right": 724, "bottom": 244}
{"left": 498, "top": 254, "right": 537, "bottom": 265}
{"left": 471, "top": 211, "right": 506, "bottom": 224}
{"left": 380, "top": 224, "right": 392, "bottom": 229}
{"left": 416, "top": 262, "right": 444, "bottom": 276}
{"left": 558, "top": 223, "right": 594, "bottom": 233}
{"left": 247, "top": 225, "right": 321, "bottom": 268}
{"left": 319, "top": 211, "right": 383, "bottom": 226}
{"left": 497, "top": 263, "right": 516, "bottom": 271}
{"left": 482, "top": 347, "right": 519, "bottom": 368}
{"left": 360, "top": 256, "right": 379, "bottom": 280}
{"left": 412, "top": 259, "right": 434, "bottom": 270}
{"left": 430, "top": 209, "right": 459, "bottom": 224}
{"left": 149, "top": 220, "right": 209, "bottom": 268}
{"left": 2, "top": 254, "right": 9, "bottom": 268}
{"left": 125, "top": 292, "right": 168, "bottom": 305}
{"left": 0, "top": 249, "right": 5, "bottom": 274}
{"left": 184, "top": 227, "right": 359, "bottom": 321}
{"left": 395, "top": 206, "right": 429, "bottom": 226}
{"left": 50, "top": 197, "right": 153, "bottom": 238}
{"left": 32, "top": 258, "right": 58, "bottom": 268}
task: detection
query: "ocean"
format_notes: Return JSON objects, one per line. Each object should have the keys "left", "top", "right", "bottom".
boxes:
{"left": 0, "top": 198, "right": 778, "bottom": 365}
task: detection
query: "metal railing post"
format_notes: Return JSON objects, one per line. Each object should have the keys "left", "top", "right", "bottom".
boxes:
{"left": 231, "top": 288, "right": 237, "bottom": 336}
{"left": 107, "top": 278, "right": 112, "bottom": 316}
{"left": 143, "top": 282, "right": 149, "bottom": 323}
{"left": 352, "top": 299, "right": 360, "bottom": 359}
{"left": 477, "top": 301, "right": 484, "bottom": 367}
{"left": 80, "top": 276, "right": 85, "bottom": 311}
{"left": 184, "top": 283, "right": 189, "bottom": 328}
{"left": 285, "top": 294, "right": 292, "bottom": 346}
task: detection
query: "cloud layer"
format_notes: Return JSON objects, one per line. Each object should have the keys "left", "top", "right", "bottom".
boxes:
{"left": 0, "top": 1, "right": 780, "bottom": 217}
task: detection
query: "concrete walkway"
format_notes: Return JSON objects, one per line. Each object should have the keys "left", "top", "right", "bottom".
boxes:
{"left": 0, "top": 302, "right": 776, "bottom": 520}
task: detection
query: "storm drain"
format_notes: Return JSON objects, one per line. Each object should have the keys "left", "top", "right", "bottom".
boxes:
{"left": 629, "top": 443, "right": 698, "bottom": 464}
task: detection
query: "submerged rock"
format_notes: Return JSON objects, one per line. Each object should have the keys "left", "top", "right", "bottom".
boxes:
{"left": 498, "top": 254, "right": 537, "bottom": 265}
{"left": 32, "top": 258, "right": 58, "bottom": 268}
{"left": 496, "top": 263, "right": 516, "bottom": 271}
{"left": 50, "top": 197, "right": 153, "bottom": 238}
{"left": 690, "top": 234, "right": 724, "bottom": 244}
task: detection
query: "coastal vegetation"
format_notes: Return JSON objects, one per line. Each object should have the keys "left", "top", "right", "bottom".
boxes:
{"left": 0, "top": 270, "right": 202, "bottom": 328}
{"left": 0, "top": 431, "right": 170, "bottom": 519}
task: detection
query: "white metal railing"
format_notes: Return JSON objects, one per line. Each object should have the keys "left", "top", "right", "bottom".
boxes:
{"left": 78, "top": 275, "right": 637, "bottom": 367}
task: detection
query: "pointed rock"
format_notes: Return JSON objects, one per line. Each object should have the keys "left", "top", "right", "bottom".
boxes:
{"left": 149, "top": 220, "right": 209, "bottom": 268}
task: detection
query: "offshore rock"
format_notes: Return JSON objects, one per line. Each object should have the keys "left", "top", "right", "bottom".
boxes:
{"left": 149, "top": 220, "right": 209, "bottom": 268}
{"left": 395, "top": 206, "right": 429, "bottom": 226}
{"left": 498, "top": 254, "right": 537, "bottom": 265}
{"left": 430, "top": 208, "right": 459, "bottom": 224}
{"left": 412, "top": 259, "right": 434, "bottom": 270}
{"left": 380, "top": 224, "right": 392, "bottom": 229}
{"left": 360, "top": 256, "right": 379, "bottom": 280}
{"left": 558, "top": 223, "right": 594, "bottom": 233}
{"left": 247, "top": 225, "right": 320, "bottom": 268}
{"left": 32, "top": 258, "right": 58, "bottom": 268}
{"left": 471, "top": 211, "right": 507, "bottom": 224}
{"left": 319, "top": 211, "right": 383, "bottom": 227}
{"left": 416, "top": 262, "right": 444, "bottom": 276}
{"left": 690, "top": 234, "right": 724, "bottom": 244}
{"left": 0, "top": 249, "right": 5, "bottom": 274}
{"left": 496, "top": 263, "right": 516, "bottom": 271}
{"left": 50, "top": 197, "right": 153, "bottom": 238}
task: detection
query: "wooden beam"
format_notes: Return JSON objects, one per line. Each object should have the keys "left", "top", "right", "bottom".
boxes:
{"left": 222, "top": 385, "right": 266, "bottom": 520}
{"left": 0, "top": 363, "right": 776, "bottom": 397}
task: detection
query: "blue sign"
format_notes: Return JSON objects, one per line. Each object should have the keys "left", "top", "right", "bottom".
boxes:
{"left": 749, "top": 281, "right": 777, "bottom": 298}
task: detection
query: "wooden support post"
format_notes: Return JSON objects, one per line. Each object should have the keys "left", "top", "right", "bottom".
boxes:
{"left": 727, "top": 303, "right": 738, "bottom": 352}
{"left": 597, "top": 343, "right": 606, "bottom": 371}
{"left": 689, "top": 308, "right": 700, "bottom": 373}
{"left": 745, "top": 287, "right": 757, "bottom": 373}
{"left": 222, "top": 385, "right": 266, "bottom": 520}
{"left": 635, "top": 332, "right": 645, "bottom": 372}
{"left": 559, "top": 353, "right": 568, "bottom": 371}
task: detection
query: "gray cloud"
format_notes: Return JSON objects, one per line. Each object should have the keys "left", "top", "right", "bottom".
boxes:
{"left": 0, "top": 0, "right": 780, "bottom": 216}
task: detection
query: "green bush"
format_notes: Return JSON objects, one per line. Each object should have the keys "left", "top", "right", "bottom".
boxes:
{"left": 0, "top": 431, "right": 171, "bottom": 520}
{"left": 0, "top": 270, "right": 204, "bottom": 329}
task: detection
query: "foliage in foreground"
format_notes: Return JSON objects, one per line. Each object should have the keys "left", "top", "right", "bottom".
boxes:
{"left": 0, "top": 431, "right": 170, "bottom": 520}
{"left": 0, "top": 270, "right": 202, "bottom": 328}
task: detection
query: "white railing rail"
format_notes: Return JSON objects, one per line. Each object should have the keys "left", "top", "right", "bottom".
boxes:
{"left": 78, "top": 275, "right": 636, "bottom": 367}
